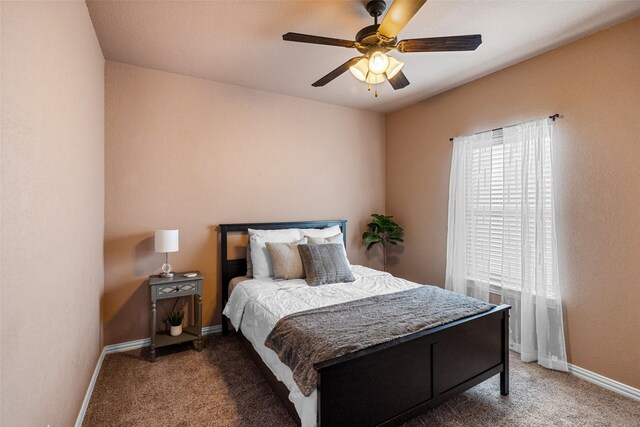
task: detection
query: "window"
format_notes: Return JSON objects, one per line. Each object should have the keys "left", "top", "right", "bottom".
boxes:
{"left": 464, "top": 128, "right": 554, "bottom": 296}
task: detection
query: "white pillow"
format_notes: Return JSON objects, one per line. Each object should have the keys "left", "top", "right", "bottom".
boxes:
{"left": 249, "top": 228, "right": 302, "bottom": 278}
{"left": 300, "top": 225, "right": 342, "bottom": 238}
{"left": 307, "top": 232, "right": 344, "bottom": 245}
{"left": 307, "top": 233, "right": 348, "bottom": 260}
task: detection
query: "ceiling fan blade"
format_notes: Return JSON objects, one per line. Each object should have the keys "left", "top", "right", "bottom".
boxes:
{"left": 312, "top": 57, "right": 362, "bottom": 87}
{"left": 377, "top": 0, "right": 427, "bottom": 42}
{"left": 283, "top": 32, "right": 356, "bottom": 49}
{"left": 397, "top": 34, "right": 482, "bottom": 53}
{"left": 388, "top": 71, "right": 410, "bottom": 90}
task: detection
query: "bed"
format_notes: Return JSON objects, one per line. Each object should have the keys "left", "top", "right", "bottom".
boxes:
{"left": 220, "top": 220, "right": 510, "bottom": 427}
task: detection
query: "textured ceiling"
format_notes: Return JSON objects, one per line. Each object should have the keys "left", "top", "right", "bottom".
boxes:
{"left": 87, "top": 1, "right": 640, "bottom": 113}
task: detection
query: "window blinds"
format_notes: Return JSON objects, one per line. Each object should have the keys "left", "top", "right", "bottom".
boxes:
{"left": 464, "top": 128, "right": 555, "bottom": 296}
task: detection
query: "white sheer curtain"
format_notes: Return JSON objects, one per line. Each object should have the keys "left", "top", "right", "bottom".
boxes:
{"left": 446, "top": 117, "right": 568, "bottom": 371}
{"left": 445, "top": 130, "right": 494, "bottom": 303}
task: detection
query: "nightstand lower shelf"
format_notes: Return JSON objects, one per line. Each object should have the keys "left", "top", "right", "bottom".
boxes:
{"left": 155, "top": 326, "right": 201, "bottom": 348}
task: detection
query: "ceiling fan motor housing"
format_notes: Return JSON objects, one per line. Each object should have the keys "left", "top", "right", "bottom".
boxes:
{"left": 356, "top": 24, "right": 395, "bottom": 54}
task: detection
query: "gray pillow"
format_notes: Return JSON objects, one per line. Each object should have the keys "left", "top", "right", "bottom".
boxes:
{"left": 246, "top": 245, "right": 253, "bottom": 277}
{"left": 298, "top": 243, "right": 355, "bottom": 286}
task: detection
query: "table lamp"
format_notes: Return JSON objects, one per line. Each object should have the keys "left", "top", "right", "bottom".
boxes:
{"left": 155, "top": 229, "right": 179, "bottom": 277}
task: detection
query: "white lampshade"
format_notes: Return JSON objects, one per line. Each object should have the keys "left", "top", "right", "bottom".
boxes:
{"left": 155, "top": 229, "right": 179, "bottom": 253}
{"left": 365, "top": 72, "right": 385, "bottom": 85}
{"left": 385, "top": 56, "right": 404, "bottom": 79}
{"left": 349, "top": 57, "right": 369, "bottom": 81}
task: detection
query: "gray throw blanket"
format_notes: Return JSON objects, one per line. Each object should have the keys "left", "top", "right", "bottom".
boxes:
{"left": 264, "top": 285, "right": 494, "bottom": 396}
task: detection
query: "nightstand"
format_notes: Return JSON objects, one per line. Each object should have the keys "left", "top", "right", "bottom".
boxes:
{"left": 148, "top": 272, "right": 203, "bottom": 362}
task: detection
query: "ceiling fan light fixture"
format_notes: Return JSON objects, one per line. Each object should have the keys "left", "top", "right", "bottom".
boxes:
{"left": 385, "top": 56, "right": 404, "bottom": 79}
{"left": 368, "top": 51, "right": 390, "bottom": 74}
{"left": 283, "top": 0, "right": 480, "bottom": 98}
{"left": 349, "top": 57, "right": 369, "bottom": 81}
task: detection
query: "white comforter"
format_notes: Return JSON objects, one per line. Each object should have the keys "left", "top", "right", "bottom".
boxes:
{"left": 222, "top": 265, "right": 421, "bottom": 427}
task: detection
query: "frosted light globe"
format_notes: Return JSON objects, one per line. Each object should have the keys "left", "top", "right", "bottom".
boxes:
{"left": 368, "top": 51, "right": 390, "bottom": 75}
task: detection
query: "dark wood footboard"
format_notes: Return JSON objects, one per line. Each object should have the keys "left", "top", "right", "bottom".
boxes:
{"left": 314, "top": 304, "right": 510, "bottom": 426}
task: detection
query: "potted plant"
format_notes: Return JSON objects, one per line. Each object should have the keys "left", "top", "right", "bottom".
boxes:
{"left": 167, "top": 310, "right": 185, "bottom": 337}
{"left": 362, "top": 214, "right": 404, "bottom": 271}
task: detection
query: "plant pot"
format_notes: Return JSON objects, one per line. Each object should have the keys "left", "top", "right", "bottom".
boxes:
{"left": 170, "top": 325, "right": 182, "bottom": 337}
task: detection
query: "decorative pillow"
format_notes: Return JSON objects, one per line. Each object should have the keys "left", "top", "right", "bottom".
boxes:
{"left": 246, "top": 245, "right": 253, "bottom": 277}
{"left": 249, "top": 228, "right": 302, "bottom": 278}
{"left": 300, "top": 225, "right": 341, "bottom": 239}
{"left": 266, "top": 238, "right": 308, "bottom": 280}
{"left": 307, "top": 232, "right": 344, "bottom": 245}
{"left": 307, "top": 233, "right": 348, "bottom": 259}
{"left": 298, "top": 243, "right": 355, "bottom": 286}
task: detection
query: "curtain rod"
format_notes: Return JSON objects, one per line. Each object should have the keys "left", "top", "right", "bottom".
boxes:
{"left": 448, "top": 114, "right": 561, "bottom": 142}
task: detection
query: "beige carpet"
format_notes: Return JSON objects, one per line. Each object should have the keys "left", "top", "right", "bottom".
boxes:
{"left": 83, "top": 335, "right": 639, "bottom": 426}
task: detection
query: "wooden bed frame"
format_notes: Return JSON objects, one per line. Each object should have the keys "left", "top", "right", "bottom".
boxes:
{"left": 219, "top": 220, "right": 510, "bottom": 427}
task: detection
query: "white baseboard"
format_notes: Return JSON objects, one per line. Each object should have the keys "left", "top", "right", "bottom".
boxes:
{"left": 75, "top": 324, "right": 222, "bottom": 426}
{"left": 74, "top": 347, "right": 106, "bottom": 427}
{"left": 202, "top": 324, "right": 223, "bottom": 336}
{"left": 568, "top": 363, "right": 639, "bottom": 401}
{"left": 104, "top": 337, "right": 150, "bottom": 354}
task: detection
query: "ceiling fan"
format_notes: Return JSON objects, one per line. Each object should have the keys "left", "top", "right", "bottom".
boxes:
{"left": 283, "top": 0, "right": 482, "bottom": 97}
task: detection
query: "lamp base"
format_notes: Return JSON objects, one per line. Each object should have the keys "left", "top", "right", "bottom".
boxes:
{"left": 160, "top": 261, "right": 174, "bottom": 278}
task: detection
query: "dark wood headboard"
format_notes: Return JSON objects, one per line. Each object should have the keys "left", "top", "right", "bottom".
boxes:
{"left": 219, "top": 220, "right": 347, "bottom": 333}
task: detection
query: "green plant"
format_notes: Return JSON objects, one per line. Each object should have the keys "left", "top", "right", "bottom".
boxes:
{"left": 167, "top": 310, "right": 185, "bottom": 327}
{"left": 362, "top": 214, "right": 404, "bottom": 271}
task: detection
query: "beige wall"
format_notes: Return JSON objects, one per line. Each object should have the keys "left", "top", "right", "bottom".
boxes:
{"left": 104, "top": 61, "right": 385, "bottom": 345}
{"left": 385, "top": 17, "right": 640, "bottom": 388}
{"left": 1, "top": 2, "right": 105, "bottom": 426}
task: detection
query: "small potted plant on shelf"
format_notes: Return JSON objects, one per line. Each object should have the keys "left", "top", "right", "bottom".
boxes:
{"left": 362, "top": 213, "right": 404, "bottom": 271}
{"left": 167, "top": 310, "right": 185, "bottom": 337}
